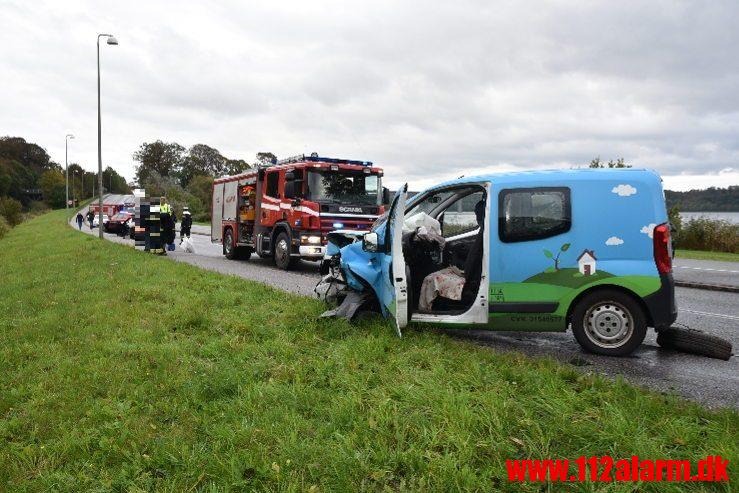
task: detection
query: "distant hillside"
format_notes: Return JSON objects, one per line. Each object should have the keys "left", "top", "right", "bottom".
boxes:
{"left": 665, "top": 186, "right": 739, "bottom": 212}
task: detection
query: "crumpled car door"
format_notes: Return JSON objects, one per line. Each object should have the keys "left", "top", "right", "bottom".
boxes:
{"left": 379, "top": 184, "right": 408, "bottom": 336}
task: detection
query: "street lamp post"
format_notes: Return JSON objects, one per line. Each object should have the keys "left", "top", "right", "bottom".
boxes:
{"left": 72, "top": 169, "right": 78, "bottom": 203}
{"left": 97, "top": 33, "right": 118, "bottom": 238}
{"left": 65, "top": 134, "right": 74, "bottom": 217}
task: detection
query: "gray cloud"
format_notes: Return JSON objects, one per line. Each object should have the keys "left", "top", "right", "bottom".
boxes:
{"left": 0, "top": 0, "right": 738, "bottom": 191}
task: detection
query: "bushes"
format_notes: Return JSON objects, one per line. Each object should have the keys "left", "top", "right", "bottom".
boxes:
{"left": 191, "top": 211, "right": 210, "bottom": 223}
{"left": 27, "top": 200, "right": 49, "bottom": 213}
{"left": 673, "top": 217, "right": 739, "bottom": 254}
{"left": 0, "top": 196, "right": 23, "bottom": 226}
{"left": 0, "top": 216, "right": 9, "bottom": 239}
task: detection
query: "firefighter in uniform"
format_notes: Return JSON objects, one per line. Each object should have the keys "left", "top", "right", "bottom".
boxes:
{"left": 160, "top": 198, "right": 175, "bottom": 252}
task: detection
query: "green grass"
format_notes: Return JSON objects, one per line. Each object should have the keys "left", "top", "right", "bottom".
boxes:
{"left": 524, "top": 268, "right": 614, "bottom": 288}
{"left": 675, "top": 249, "right": 739, "bottom": 262}
{"left": 1, "top": 211, "right": 737, "bottom": 492}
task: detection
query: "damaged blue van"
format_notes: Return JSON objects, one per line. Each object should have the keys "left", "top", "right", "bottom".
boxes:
{"left": 317, "top": 168, "right": 677, "bottom": 356}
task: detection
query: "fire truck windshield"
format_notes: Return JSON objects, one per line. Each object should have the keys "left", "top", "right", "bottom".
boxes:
{"left": 307, "top": 170, "right": 381, "bottom": 206}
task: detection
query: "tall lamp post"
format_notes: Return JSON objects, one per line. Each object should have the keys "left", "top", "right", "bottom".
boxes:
{"left": 72, "top": 169, "right": 78, "bottom": 204}
{"left": 65, "top": 134, "right": 74, "bottom": 217}
{"left": 97, "top": 33, "right": 118, "bottom": 238}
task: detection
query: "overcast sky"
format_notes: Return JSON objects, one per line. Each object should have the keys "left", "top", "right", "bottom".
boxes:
{"left": 1, "top": 0, "right": 738, "bottom": 191}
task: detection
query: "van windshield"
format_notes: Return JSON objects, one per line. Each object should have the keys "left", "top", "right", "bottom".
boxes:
{"left": 307, "top": 170, "right": 381, "bottom": 206}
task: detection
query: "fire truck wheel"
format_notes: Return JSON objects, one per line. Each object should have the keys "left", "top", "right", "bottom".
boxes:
{"left": 224, "top": 228, "right": 238, "bottom": 260}
{"left": 274, "top": 231, "right": 295, "bottom": 270}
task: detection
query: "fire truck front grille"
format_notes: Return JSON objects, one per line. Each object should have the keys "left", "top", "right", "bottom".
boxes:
{"left": 320, "top": 218, "right": 375, "bottom": 232}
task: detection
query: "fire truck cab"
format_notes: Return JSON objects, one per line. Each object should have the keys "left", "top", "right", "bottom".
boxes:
{"left": 212, "top": 154, "right": 386, "bottom": 270}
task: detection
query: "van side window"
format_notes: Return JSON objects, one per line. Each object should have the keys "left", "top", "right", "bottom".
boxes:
{"left": 499, "top": 187, "right": 571, "bottom": 242}
{"left": 441, "top": 191, "right": 484, "bottom": 238}
{"left": 265, "top": 172, "right": 279, "bottom": 198}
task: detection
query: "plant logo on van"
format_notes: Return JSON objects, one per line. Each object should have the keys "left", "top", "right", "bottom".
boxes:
{"left": 543, "top": 243, "right": 570, "bottom": 271}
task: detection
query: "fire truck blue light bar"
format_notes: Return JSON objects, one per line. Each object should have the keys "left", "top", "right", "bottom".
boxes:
{"left": 276, "top": 154, "right": 373, "bottom": 167}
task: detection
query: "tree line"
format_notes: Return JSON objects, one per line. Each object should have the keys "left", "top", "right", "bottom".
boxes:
{"left": 665, "top": 187, "right": 739, "bottom": 212}
{"left": 0, "top": 136, "right": 129, "bottom": 211}
{"left": 132, "top": 140, "right": 275, "bottom": 221}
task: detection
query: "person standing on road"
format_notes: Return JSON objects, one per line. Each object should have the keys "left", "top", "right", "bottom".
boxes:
{"left": 75, "top": 212, "right": 84, "bottom": 230}
{"left": 160, "top": 197, "right": 176, "bottom": 251}
{"left": 86, "top": 210, "right": 94, "bottom": 229}
{"left": 180, "top": 207, "right": 192, "bottom": 244}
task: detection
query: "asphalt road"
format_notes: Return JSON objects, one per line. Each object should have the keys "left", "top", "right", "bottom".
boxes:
{"left": 673, "top": 258, "right": 739, "bottom": 288}
{"left": 73, "top": 218, "right": 738, "bottom": 408}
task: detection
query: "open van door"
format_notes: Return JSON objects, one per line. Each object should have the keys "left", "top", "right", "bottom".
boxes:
{"left": 379, "top": 184, "right": 408, "bottom": 336}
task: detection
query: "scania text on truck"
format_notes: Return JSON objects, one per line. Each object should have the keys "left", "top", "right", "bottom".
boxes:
{"left": 211, "top": 154, "right": 386, "bottom": 270}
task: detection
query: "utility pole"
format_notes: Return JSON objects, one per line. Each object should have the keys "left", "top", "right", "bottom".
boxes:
{"left": 97, "top": 33, "right": 118, "bottom": 238}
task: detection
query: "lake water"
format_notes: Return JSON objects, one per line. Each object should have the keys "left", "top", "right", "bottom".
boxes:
{"left": 679, "top": 212, "right": 739, "bottom": 224}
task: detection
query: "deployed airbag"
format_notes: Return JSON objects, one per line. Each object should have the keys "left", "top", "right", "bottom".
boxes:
{"left": 403, "top": 212, "right": 441, "bottom": 235}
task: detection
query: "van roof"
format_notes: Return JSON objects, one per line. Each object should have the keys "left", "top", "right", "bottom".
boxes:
{"left": 432, "top": 167, "right": 662, "bottom": 189}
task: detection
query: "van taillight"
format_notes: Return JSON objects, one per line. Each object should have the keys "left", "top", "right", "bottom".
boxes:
{"left": 653, "top": 223, "right": 672, "bottom": 274}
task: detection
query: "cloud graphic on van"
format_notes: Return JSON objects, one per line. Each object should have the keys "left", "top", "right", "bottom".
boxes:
{"left": 612, "top": 184, "right": 637, "bottom": 196}
{"left": 605, "top": 236, "right": 624, "bottom": 246}
{"left": 640, "top": 223, "right": 656, "bottom": 238}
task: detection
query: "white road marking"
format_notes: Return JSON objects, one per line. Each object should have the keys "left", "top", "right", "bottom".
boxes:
{"left": 682, "top": 309, "right": 739, "bottom": 321}
{"left": 675, "top": 266, "right": 739, "bottom": 274}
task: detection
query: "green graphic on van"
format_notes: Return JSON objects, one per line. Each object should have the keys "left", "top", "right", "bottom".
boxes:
{"left": 543, "top": 242, "right": 570, "bottom": 271}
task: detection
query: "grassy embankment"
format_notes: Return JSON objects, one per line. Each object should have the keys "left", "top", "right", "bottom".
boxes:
{"left": 675, "top": 249, "right": 739, "bottom": 262}
{"left": 0, "top": 210, "right": 737, "bottom": 491}
{"left": 672, "top": 217, "right": 738, "bottom": 261}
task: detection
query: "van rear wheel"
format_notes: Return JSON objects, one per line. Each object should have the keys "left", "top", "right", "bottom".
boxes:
{"left": 571, "top": 289, "right": 647, "bottom": 356}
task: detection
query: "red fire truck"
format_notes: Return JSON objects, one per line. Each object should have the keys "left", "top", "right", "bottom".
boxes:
{"left": 211, "top": 154, "right": 387, "bottom": 270}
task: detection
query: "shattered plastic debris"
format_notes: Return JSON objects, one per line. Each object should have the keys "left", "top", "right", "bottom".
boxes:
{"left": 320, "top": 290, "right": 372, "bottom": 322}
{"left": 314, "top": 273, "right": 345, "bottom": 305}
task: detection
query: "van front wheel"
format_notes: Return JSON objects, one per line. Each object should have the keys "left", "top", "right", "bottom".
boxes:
{"left": 571, "top": 290, "right": 647, "bottom": 356}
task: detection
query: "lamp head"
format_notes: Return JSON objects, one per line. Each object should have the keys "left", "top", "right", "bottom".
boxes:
{"left": 106, "top": 35, "right": 118, "bottom": 45}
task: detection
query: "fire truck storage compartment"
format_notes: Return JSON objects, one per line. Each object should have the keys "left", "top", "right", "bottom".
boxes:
{"left": 223, "top": 180, "right": 238, "bottom": 222}
{"left": 211, "top": 182, "right": 225, "bottom": 242}
{"left": 237, "top": 179, "right": 257, "bottom": 245}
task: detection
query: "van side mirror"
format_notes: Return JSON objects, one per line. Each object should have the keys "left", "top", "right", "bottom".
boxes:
{"left": 362, "top": 232, "right": 379, "bottom": 253}
{"left": 382, "top": 187, "right": 391, "bottom": 205}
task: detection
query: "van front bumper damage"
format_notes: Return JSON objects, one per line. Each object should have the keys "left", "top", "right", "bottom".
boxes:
{"left": 315, "top": 241, "right": 379, "bottom": 322}
{"left": 315, "top": 267, "right": 373, "bottom": 322}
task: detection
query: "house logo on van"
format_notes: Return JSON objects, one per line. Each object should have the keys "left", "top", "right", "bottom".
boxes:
{"left": 577, "top": 250, "right": 597, "bottom": 276}
{"left": 338, "top": 206, "right": 363, "bottom": 213}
